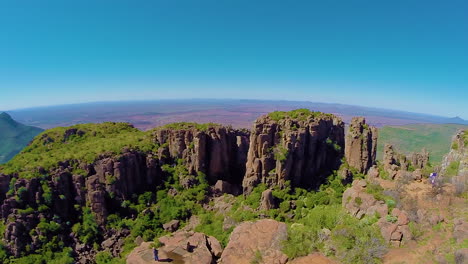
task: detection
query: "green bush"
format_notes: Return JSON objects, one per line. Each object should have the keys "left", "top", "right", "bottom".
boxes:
{"left": 283, "top": 205, "right": 341, "bottom": 258}
{"left": 331, "top": 219, "right": 387, "bottom": 264}
{"left": 195, "top": 211, "right": 232, "bottom": 247}
{"left": 446, "top": 161, "right": 460, "bottom": 176}
{"left": 72, "top": 207, "right": 99, "bottom": 245}
{"left": 268, "top": 109, "right": 333, "bottom": 121}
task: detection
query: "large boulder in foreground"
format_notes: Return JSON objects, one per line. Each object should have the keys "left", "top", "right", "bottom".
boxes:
{"left": 126, "top": 231, "right": 222, "bottom": 264}
{"left": 242, "top": 110, "right": 344, "bottom": 193}
{"left": 220, "top": 219, "right": 288, "bottom": 264}
{"left": 345, "top": 117, "right": 377, "bottom": 174}
{"left": 287, "top": 253, "right": 336, "bottom": 264}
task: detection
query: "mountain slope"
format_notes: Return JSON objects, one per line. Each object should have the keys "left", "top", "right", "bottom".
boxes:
{"left": 0, "top": 112, "right": 43, "bottom": 164}
{"left": 377, "top": 123, "right": 468, "bottom": 163}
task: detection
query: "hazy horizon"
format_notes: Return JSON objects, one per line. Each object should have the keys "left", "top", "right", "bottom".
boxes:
{"left": 1, "top": 1, "right": 467, "bottom": 118}
{"left": 3, "top": 98, "right": 467, "bottom": 121}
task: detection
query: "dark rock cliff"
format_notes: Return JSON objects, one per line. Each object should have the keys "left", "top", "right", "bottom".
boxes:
{"left": 242, "top": 112, "right": 345, "bottom": 193}
{"left": 152, "top": 125, "right": 249, "bottom": 185}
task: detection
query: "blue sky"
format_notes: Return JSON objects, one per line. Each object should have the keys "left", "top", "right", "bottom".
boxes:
{"left": 0, "top": 0, "right": 467, "bottom": 118}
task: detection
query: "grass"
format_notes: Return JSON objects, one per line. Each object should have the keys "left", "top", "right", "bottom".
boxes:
{"left": 156, "top": 122, "right": 222, "bottom": 131}
{"left": 0, "top": 122, "right": 157, "bottom": 178}
{"left": 377, "top": 124, "right": 468, "bottom": 163}
{"left": 445, "top": 161, "right": 460, "bottom": 176}
{"left": 268, "top": 109, "right": 334, "bottom": 121}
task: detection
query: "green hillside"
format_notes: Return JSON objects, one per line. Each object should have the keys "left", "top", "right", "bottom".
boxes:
{"left": 0, "top": 112, "right": 43, "bottom": 164}
{"left": 377, "top": 123, "right": 468, "bottom": 163}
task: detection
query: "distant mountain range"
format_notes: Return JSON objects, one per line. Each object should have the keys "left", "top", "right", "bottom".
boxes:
{"left": 6, "top": 99, "right": 468, "bottom": 130}
{"left": 0, "top": 112, "right": 43, "bottom": 164}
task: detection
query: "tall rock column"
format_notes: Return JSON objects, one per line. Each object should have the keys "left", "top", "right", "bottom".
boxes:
{"left": 345, "top": 117, "right": 378, "bottom": 174}
{"left": 242, "top": 110, "right": 345, "bottom": 193}
{"left": 153, "top": 124, "right": 249, "bottom": 185}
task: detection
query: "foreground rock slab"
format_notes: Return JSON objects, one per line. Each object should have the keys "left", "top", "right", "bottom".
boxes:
{"left": 220, "top": 219, "right": 288, "bottom": 264}
{"left": 288, "top": 253, "right": 336, "bottom": 264}
{"left": 126, "top": 231, "right": 222, "bottom": 264}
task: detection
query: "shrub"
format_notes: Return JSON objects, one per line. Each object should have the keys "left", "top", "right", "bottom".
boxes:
{"left": 194, "top": 211, "right": 232, "bottom": 247}
{"left": 408, "top": 222, "right": 424, "bottom": 241}
{"left": 72, "top": 207, "right": 99, "bottom": 245}
{"left": 385, "top": 215, "right": 398, "bottom": 223}
{"left": 282, "top": 205, "right": 341, "bottom": 258}
{"left": 445, "top": 161, "right": 460, "bottom": 176}
{"left": 330, "top": 216, "right": 387, "bottom": 264}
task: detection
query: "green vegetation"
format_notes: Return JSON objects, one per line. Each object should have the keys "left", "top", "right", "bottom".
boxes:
{"left": 273, "top": 145, "right": 289, "bottom": 162}
{"left": 0, "top": 112, "right": 43, "bottom": 164}
{"left": 157, "top": 122, "right": 221, "bottom": 131}
{"left": 445, "top": 161, "right": 460, "bottom": 176}
{"left": 268, "top": 109, "right": 333, "bottom": 121}
{"left": 195, "top": 211, "right": 232, "bottom": 247}
{"left": 0, "top": 122, "right": 158, "bottom": 178}
{"left": 377, "top": 124, "right": 468, "bottom": 163}
{"left": 72, "top": 207, "right": 100, "bottom": 245}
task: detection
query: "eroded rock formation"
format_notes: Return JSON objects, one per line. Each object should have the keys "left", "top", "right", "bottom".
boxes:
{"left": 242, "top": 112, "right": 344, "bottom": 193}
{"left": 345, "top": 117, "right": 377, "bottom": 174}
{"left": 153, "top": 125, "right": 249, "bottom": 184}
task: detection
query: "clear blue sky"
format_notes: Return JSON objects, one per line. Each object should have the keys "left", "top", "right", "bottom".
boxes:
{"left": 1, "top": 0, "right": 467, "bottom": 118}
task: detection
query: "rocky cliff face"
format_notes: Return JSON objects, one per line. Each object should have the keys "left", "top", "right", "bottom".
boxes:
{"left": 441, "top": 130, "right": 467, "bottom": 195}
{"left": 0, "top": 123, "right": 249, "bottom": 260}
{"left": 152, "top": 124, "right": 249, "bottom": 185}
{"left": 441, "top": 129, "right": 467, "bottom": 175}
{"left": 345, "top": 117, "right": 378, "bottom": 174}
{"left": 381, "top": 144, "right": 430, "bottom": 180}
{"left": 242, "top": 111, "right": 344, "bottom": 192}
{"left": 0, "top": 150, "right": 162, "bottom": 257}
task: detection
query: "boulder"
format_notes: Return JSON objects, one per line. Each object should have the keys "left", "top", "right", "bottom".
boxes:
{"left": 127, "top": 231, "right": 223, "bottom": 264}
{"left": 455, "top": 248, "right": 468, "bottom": 264}
{"left": 287, "top": 252, "right": 336, "bottom": 264}
{"left": 260, "top": 189, "right": 276, "bottom": 210}
{"left": 162, "top": 220, "right": 180, "bottom": 232}
{"left": 213, "top": 180, "right": 241, "bottom": 195}
{"left": 220, "top": 219, "right": 288, "bottom": 264}
{"left": 412, "top": 169, "right": 423, "bottom": 181}
{"left": 342, "top": 180, "right": 388, "bottom": 219}
{"left": 453, "top": 218, "right": 468, "bottom": 243}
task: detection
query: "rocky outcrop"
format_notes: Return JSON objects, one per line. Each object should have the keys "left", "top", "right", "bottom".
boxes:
{"left": 382, "top": 144, "right": 399, "bottom": 179}
{"left": 345, "top": 117, "right": 377, "bottom": 174}
{"left": 342, "top": 180, "right": 411, "bottom": 247}
{"left": 342, "top": 180, "right": 388, "bottom": 219}
{"left": 153, "top": 124, "right": 249, "bottom": 184}
{"left": 382, "top": 144, "right": 432, "bottom": 180}
{"left": 410, "top": 149, "right": 429, "bottom": 169}
{"left": 260, "top": 189, "right": 276, "bottom": 211}
{"left": 288, "top": 253, "right": 335, "bottom": 264}
{"left": 220, "top": 219, "right": 288, "bottom": 264}
{"left": 377, "top": 208, "right": 412, "bottom": 247}
{"left": 242, "top": 111, "right": 344, "bottom": 192}
{"left": 0, "top": 150, "right": 162, "bottom": 258}
{"left": 213, "top": 180, "right": 242, "bottom": 196}
{"left": 442, "top": 130, "right": 467, "bottom": 175}
{"left": 126, "top": 231, "right": 223, "bottom": 264}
